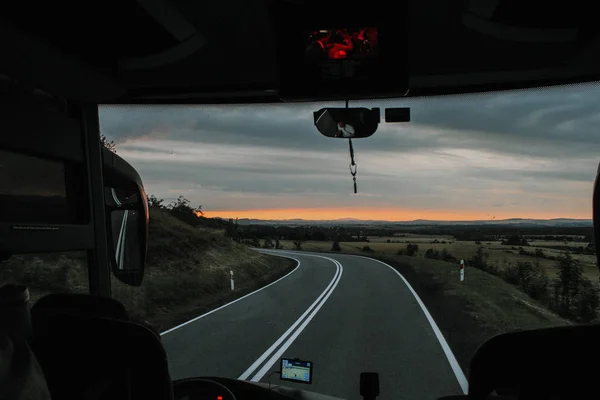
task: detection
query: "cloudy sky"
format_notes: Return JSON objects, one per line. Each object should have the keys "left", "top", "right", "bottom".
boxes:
{"left": 99, "top": 83, "right": 600, "bottom": 221}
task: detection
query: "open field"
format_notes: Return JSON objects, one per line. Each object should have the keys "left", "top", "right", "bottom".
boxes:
{"left": 280, "top": 235, "right": 598, "bottom": 281}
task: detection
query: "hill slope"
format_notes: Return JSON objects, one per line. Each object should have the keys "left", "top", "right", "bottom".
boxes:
{"left": 112, "top": 208, "right": 296, "bottom": 331}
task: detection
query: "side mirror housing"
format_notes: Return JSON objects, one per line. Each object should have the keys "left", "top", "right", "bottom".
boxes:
{"left": 102, "top": 147, "right": 148, "bottom": 287}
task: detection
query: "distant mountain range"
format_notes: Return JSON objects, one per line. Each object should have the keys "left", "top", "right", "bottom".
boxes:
{"left": 234, "top": 217, "right": 592, "bottom": 227}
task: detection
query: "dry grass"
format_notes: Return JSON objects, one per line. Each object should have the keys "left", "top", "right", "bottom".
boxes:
{"left": 281, "top": 236, "right": 598, "bottom": 281}
{"left": 111, "top": 209, "right": 295, "bottom": 331}
{"left": 395, "top": 255, "right": 571, "bottom": 334}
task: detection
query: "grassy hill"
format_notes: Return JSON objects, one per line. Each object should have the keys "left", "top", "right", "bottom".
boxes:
{"left": 112, "top": 208, "right": 296, "bottom": 331}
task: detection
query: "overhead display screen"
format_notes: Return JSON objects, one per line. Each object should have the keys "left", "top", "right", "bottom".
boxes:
{"left": 0, "top": 149, "right": 86, "bottom": 224}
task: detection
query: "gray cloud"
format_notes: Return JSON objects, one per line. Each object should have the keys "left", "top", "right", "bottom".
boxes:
{"left": 99, "top": 82, "right": 600, "bottom": 218}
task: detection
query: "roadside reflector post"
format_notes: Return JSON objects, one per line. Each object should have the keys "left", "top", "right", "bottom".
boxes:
{"left": 230, "top": 270, "right": 235, "bottom": 291}
{"left": 459, "top": 260, "right": 465, "bottom": 282}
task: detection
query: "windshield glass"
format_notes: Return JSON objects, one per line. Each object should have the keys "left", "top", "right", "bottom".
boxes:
{"left": 100, "top": 83, "right": 598, "bottom": 399}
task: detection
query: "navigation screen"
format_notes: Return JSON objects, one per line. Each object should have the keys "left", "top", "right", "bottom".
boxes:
{"left": 280, "top": 358, "right": 313, "bottom": 384}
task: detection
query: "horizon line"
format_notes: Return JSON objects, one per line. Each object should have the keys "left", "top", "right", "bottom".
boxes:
{"left": 205, "top": 215, "right": 592, "bottom": 222}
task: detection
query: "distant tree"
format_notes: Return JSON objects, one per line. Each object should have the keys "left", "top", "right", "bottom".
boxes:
{"left": 331, "top": 241, "right": 341, "bottom": 251}
{"left": 441, "top": 248, "right": 457, "bottom": 263}
{"left": 167, "top": 195, "right": 204, "bottom": 226}
{"left": 405, "top": 244, "right": 419, "bottom": 257}
{"left": 502, "top": 235, "right": 529, "bottom": 246}
{"left": 263, "top": 238, "right": 274, "bottom": 249}
{"left": 251, "top": 237, "right": 261, "bottom": 248}
{"left": 100, "top": 134, "right": 117, "bottom": 153}
{"left": 554, "top": 252, "right": 583, "bottom": 314}
{"left": 275, "top": 238, "right": 282, "bottom": 249}
{"left": 470, "top": 246, "right": 489, "bottom": 270}
{"left": 225, "top": 218, "right": 241, "bottom": 242}
{"left": 534, "top": 248, "right": 545, "bottom": 258}
{"left": 424, "top": 248, "right": 437, "bottom": 259}
{"left": 147, "top": 194, "right": 165, "bottom": 209}
{"left": 577, "top": 279, "right": 600, "bottom": 322}
{"left": 293, "top": 240, "right": 305, "bottom": 250}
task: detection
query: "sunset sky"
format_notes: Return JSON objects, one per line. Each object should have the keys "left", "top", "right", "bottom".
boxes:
{"left": 99, "top": 83, "right": 600, "bottom": 221}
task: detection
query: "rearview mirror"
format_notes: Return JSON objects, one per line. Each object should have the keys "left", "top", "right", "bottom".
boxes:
{"left": 314, "top": 107, "right": 380, "bottom": 138}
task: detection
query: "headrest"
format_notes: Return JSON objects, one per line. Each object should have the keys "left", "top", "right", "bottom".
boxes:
{"left": 30, "top": 294, "right": 172, "bottom": 400}
{"left": 31, "top": 293, "right": 128, "bottom": 326}
{"left": 34, "top": 313, "right": 173, "bottom": 400}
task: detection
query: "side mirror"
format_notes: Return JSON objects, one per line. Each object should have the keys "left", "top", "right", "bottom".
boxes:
{"left": 313, "top": 107, "right": 380, "bottom": 138}
{"left": 102, "top": 148, "right": 148, "bottom": 287}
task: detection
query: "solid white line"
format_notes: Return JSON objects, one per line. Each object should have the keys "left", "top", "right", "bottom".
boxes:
{"left": 351, "top": 254, "right": 469, "bottom": 394}
{"left": 111, "top": 188, "right": 122, "bottom": 207}
{"left": 315, "top": 109, "right": 328, "bottom": 125}
{"left": 118, "top": 211, "right": 129, "bottom": 270}
{"left": 160, "top": 256, "right": 301, "bottom": 336}
{"left": 115, "top": 211, "right": 128, "bottom": 270}
{"left": 249, "top": 257, "right": 343, "bottom": 382}
{"left": 238, "top": 252, "right": 342, "bottom": 381}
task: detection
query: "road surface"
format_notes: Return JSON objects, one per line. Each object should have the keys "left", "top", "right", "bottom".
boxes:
{"left": 161, "top": 250, "right": 466, "bottom": 400}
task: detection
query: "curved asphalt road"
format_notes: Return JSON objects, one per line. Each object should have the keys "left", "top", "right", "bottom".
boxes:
{"left": 161, "top": 250, "right": 466, "bottom": 400}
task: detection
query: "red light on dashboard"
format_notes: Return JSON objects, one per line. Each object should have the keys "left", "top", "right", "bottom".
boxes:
{"left": 217, "top": 396, "right": 223, "bottom": 400}
{"left": 330, "top": 50, "right": 347, "bottom": 59}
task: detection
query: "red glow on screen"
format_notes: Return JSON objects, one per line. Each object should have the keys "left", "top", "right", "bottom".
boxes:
{"left": 217, "top": 396, "right": 223, "bottom": 400}
{"left": 306, "top": 27, "right": 378, "bottom": 61}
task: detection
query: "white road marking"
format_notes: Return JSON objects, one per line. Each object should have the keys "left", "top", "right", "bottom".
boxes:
{"left": 351, "top": 254, "right": 469, "bottom": 394}
{"left": 119, "top": 211, "right": 129, "bottom": 269}
{"left": 115, "top": 210, "right": 128, "bottom": 270}
{"left": 249, "top": 257, "right": 343, "bottom": 382}
{"left": 238, "top": 251, "right": 342, "bottom": 381}
{"left": 160, "top": 256, "right": 301, "bottom": 336}
{"left": 111, "top": 188, "right": 122, "bottom": 206}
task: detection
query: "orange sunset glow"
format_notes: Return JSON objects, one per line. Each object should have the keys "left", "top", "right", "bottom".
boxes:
{"left": 204, "top": 208, "right": 590, "bottom": 221}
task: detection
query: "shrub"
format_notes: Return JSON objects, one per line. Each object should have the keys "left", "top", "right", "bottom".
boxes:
{"left": 424, "top": 248, "right": 438, "bottom": 259}
{"left": 441, "top": 248, "right": 457, "bottom": 263}
{"left": 501, "top": 261, "right": 549, "bottom": 301}
{"left": 331, "top": 241, "right": 341, "bottom": 251}
{"left": 470, "top": 247, "right": 489, "bottom": 270}
{"left": 361, "top": 246, "right": 374, "bottom": 252}
{"left": 576, "top": 279, "right": 600, "bottom": 322}
{"left": 535, "top": 248, "right": 545, "bottom": 258}
{"left": 405, "top": 244, "right": 419, "bottom": 257}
